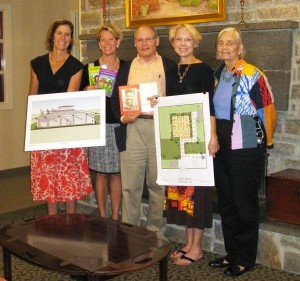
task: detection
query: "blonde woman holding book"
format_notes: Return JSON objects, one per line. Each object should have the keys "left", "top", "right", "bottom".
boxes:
{"left": 81, "top": 23, "right": 125, "bottom": 220}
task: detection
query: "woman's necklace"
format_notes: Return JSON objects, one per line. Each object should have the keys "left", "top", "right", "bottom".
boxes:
{"left": 50, "top": 52, "right": 68, "bottom": 63}
{"left": 221, "top": 67, "right": 233, "bottom": 82}
{"left": 178, "top": 64, "right": 191, "bottom": 83}
{"left": 100, "top": 57, "right": 119, "bottom": 70}
{"left": 49, "top": 52, "right": 68, "bottom": 74}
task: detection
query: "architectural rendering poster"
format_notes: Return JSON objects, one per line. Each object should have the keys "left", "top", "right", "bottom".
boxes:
{"left": 154, "top": 93, "right": 215, "bottom": 186}
{"left": 25, "top": 90, "right": 106, "bottom": 151}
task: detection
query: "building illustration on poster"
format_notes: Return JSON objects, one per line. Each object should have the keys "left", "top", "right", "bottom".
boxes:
{"left": 35, "top": 105, "right": 96, "bottom": 129}
{"left": 25, "top": 90, "right": 106, "bottom": 151}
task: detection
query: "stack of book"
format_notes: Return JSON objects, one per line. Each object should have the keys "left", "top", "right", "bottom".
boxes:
{"left": 88, "top": 66, "right": 117, "bottom": 97}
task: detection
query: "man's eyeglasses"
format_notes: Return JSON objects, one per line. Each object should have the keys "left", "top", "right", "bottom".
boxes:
{"left": 135, "top": 37, "right": 157, "bottom": 44}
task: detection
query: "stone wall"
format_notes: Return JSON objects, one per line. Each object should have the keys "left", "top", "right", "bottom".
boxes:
{"left": 164, "top": 212, "right": 300, "bottom": 275}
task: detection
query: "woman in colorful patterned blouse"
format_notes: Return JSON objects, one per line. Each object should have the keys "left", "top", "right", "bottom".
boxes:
{"left": 208, "top": 27, "right": 277, "bottom": 277}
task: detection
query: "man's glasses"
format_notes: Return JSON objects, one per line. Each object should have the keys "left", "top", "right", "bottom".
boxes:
{"left": 135, "top": 37, "right": 157, "bottom": 44}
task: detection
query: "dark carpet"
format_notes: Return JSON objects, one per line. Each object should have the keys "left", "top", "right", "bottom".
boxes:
{"left": 0, "top": 207, "right": 300, "bottom": 281}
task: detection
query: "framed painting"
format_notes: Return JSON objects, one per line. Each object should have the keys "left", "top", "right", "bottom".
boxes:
{"left": 125, "top": 0, "right": 226, "bottom": 28}
{"left": 24, "top": 90, "right": 106, "bottom": 151}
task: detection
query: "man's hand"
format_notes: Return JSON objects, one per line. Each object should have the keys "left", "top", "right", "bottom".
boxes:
{"left": 121, "top": 112, "right": 141, "bottom": 124}
{"left": 147, "top": 95, "right": 159, "bottom": 107}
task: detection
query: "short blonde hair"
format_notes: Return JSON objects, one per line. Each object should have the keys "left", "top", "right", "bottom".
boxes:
{"left": 96, "top": 23, "right": 123, "bottom": 41}
{"left": 216, "top": 27, "right": 245, "bottom": 59}
{"left": 169, "top": 24, "right": 202, "bottom": 46}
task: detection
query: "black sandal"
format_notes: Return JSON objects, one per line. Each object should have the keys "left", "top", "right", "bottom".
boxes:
{"left": 170, "top": 250, "right": 187, "bottom": 260}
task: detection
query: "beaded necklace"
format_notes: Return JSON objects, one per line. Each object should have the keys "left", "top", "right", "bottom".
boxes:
{"left": 178, "top": 64, "right": 191, "bottom": 83}
{"left": 99, "top": 57, "right": 120, "bottom": 70}
{"left": 221, "top": 67, "right": 233, "bottom": 82}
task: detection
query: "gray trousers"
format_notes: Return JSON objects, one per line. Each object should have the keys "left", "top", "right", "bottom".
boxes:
{"left": 120, "top": 118, "right": 165, "bottom": 232}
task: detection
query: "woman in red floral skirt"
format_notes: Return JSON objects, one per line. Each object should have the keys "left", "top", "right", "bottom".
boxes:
{"left": 28, "top": 19, "right": 93, "bottom": 215}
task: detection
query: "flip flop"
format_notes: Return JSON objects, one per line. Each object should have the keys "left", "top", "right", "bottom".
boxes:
{"left": 169, "top": 250, "right": 187, "bottom": 261}
{"left": 175, "top": 255, "right": 197, "bottom": 266}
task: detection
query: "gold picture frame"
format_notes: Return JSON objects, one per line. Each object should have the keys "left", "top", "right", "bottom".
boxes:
{"left": 125, "top": 0, "right": 226, "bottom": 28}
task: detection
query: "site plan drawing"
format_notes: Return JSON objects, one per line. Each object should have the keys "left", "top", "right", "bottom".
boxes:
{"left": 25, "top": 90, "right": 106, "bottom": 151}
{"left": 154, "top": 93, "right": 214, "bottom": 186}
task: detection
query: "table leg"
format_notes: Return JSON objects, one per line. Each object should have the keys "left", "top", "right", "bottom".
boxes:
{"left": 159, "top": 255, "right": 168, "bottom": 281}
{"left": 86, "top": 275, "right": 117, "bottom": 280}
{"left": 3, "top": 247, "right": 12, "bottom": 281}
{"left": 87, "top": 275, "right": 101, "bottom": 281}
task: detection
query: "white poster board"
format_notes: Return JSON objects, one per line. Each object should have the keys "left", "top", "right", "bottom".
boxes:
{"left": 25, "top": 90, "right": 106, "bottom": 151}
{"left": 154, "top": 93, "right": 215, "bottom": 186}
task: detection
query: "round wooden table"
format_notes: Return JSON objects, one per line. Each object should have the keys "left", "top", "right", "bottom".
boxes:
{"left": 0, "top": 214, "right": 171, "bottom": 281}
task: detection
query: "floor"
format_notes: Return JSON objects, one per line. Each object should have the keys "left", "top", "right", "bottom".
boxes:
{"left": 1, "top": 243, "right": 300, "bottom": 281}
{"left": 0, "top": 168, "right": 43, "bottom": 214}
{"left": 0, "top": 168, "right": 300, "bottom": 280}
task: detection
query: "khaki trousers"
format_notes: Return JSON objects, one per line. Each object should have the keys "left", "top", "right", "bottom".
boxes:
{"left": 120, "top": 118, "right": 165, "bottom": 231}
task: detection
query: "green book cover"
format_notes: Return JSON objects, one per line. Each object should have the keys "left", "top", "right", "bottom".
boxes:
{"left": 88, "top": 66, "right": 101, "bottom": 86}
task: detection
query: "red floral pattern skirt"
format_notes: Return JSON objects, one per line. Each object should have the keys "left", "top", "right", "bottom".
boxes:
{"left": 30, "top": 148, "right": 93, "bottom": 203}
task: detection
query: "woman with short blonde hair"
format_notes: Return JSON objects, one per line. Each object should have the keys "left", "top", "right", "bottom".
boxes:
{"left": 164, "top": 23, "right": 219, "bottom": 266}
{"left": 81, "top": 23, "right": 125, "bottom": 221}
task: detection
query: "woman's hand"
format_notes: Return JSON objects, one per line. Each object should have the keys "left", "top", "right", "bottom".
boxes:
{"left": 208, "top": 136, "right": 220, "bottom": 158}
{"left": 85, "top": 85, "right": 99, "bottom": 91}
{"left": 209, "top": 117, "right": 219, "bottom": 157}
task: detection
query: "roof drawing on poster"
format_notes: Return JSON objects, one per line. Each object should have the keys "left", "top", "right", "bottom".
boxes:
{"left": 34, "top": 105, "right": 96, "bottom": 129}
